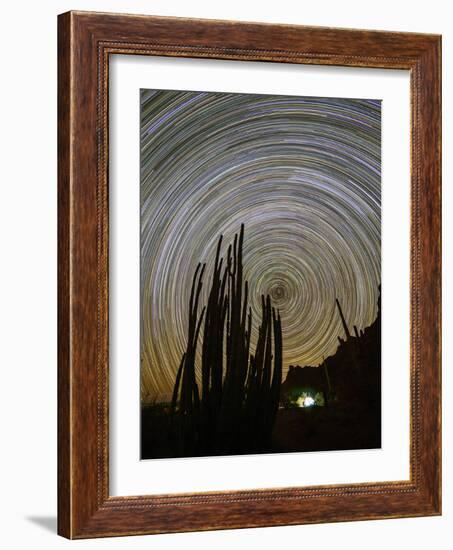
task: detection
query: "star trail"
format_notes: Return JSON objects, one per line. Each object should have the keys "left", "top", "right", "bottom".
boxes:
{"left": 140, "top": 89, "right": 381, "bottom": 402}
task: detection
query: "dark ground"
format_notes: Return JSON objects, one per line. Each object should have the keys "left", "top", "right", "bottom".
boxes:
{"left": 141, "top": 399, "right": 381, "bottom": 459}
{"left": 271, "top": 402, "right": 381, "bottom": 453}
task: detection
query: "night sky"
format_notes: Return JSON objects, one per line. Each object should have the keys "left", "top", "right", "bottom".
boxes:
{"left": 140, "top": 89, "right": 381, "bottom": 402}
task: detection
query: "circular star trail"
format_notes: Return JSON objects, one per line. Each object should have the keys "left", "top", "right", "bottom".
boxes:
{"left": 140, "top": 89, "right": 381, "bottom": 401}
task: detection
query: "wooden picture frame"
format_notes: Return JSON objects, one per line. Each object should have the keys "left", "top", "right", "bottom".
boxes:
{"left": 58, "top": 10, "right": 441, "bottom": 539}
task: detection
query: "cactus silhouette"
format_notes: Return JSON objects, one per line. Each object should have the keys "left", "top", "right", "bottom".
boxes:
{"left": 171, "top": 225, "right": 283, "bottom": 456}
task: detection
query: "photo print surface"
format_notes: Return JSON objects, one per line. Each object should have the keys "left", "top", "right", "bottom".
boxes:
{"left": 140, "top": 89, "right": 381, "bottom": 459}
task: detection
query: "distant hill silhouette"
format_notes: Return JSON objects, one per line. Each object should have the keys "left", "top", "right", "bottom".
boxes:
{"left": 270, "top": 290, "right": 381, "bottom": 453}
{"left": 281, "top": 289, "right": 381, "bottom": 414}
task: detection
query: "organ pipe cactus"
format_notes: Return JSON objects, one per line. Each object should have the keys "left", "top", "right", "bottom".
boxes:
{"left": 171, "top": 225, "right": 283, "bottom": 456}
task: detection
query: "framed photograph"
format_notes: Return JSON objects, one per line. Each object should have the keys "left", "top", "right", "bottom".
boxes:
{"left": 58, "top": 11, "right": 441, "bottom": 538}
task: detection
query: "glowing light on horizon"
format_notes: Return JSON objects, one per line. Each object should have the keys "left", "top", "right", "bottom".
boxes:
{"left": 295, "top": 394, "right": 316, "bottom": 408}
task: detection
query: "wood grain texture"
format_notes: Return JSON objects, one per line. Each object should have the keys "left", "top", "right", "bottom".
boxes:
{"left": 57, "top": 10, "right": 441, "bottom": 539}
